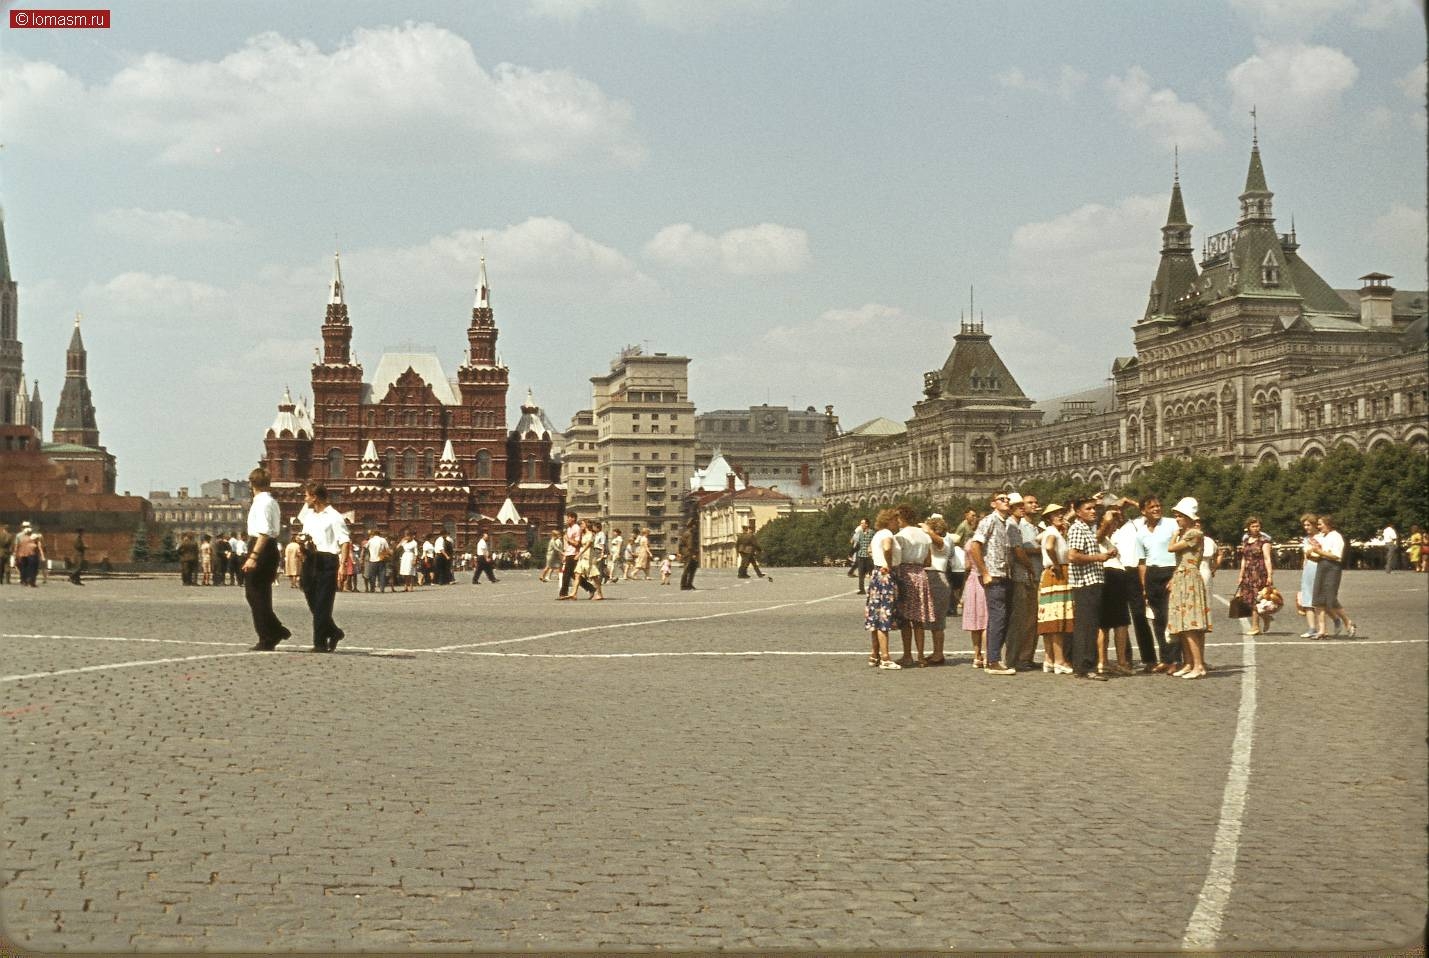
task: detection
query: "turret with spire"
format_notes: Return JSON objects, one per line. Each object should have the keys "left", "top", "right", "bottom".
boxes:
{"left": 458, "top": 250, "right": 512, "bottom": 480}
{"left": 1237, "top": 108, "right": 1274, "bottom": 227}
{"left": 467, "top": 253, "right": 499, "bottom": 367}
{"left": 1143, "top": 149, "right": 1200, "bottom": 322}
{"left": 52, "top": 313, "right": 101, "bottom": 447}
{"left": 0, "top": 207, "right": 23, "bottom": 426}
{"left": 321, "top": 250, "right": 353, "bottom": 365}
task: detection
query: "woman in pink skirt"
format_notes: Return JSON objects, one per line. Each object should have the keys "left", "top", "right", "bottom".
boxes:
{"left": 960, "top": 526, "right": 990, "bottom": 668}
{"left": 892, "top": 503, "right": 938, "bottom": 666}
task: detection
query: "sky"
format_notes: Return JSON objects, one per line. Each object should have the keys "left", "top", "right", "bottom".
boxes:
{"left": 2, "top": 0, "right": 1425, "bottom": 494}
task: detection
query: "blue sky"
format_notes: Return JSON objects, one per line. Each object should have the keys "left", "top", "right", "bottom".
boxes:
{"left": 2, "top": 0, "right": 1425, "bottom": 492}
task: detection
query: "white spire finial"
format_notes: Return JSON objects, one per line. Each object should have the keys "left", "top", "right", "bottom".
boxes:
{"left": 1174, "top": 144, "right": 1179, "bottom": 183}
{"left": 475, "top": 245, "right": 491, "bottom": 309}
{"left": 329, "top": 250, "right": 345, "bottom": 306}
{"left": 1250, "top": 105, "right": 1258, "bottom": 146}
{"left": 74, "top": 311, "right": 82, "bottom": 328}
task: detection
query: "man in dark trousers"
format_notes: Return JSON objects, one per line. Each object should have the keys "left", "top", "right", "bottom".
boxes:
{"left": 735, "top": 522, "right": 772, "bottom": 581}
{"left": 678, "top": 518, "right": 700, "bottom": 590}
{"left": 69, "top": 528, "right": 87, "bottom": 585}
{"left": 212, "top": 534, "right": 229, "bottom": 585}
{"left": 0, "top": 522, "right": 13, "bottom": 585}
{"left": 297, "top": 480, "right": 351, "bottom": 652}
{"left": 241, "top": 467, "right": 290, "bottom": 651}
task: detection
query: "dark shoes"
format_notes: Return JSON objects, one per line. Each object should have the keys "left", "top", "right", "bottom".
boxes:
{"left": 327, "top": 628, "right": 344, "bottom": 652}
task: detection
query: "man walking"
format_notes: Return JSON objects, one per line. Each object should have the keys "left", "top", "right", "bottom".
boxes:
{"left": 472, "top": 531, "right": 499, "bottom": 584}
{"left": 297, "top": 480, "right": 350, "bottom": 652}
{"left": 736, "top": 522, "right": 772, "bottom": 581}
{"left": 1068, "top": 497, "right": 1114, "bottom": 681}
{"left": 364, "top": 528, "right": 389, "bottom": 592}
{"left": 557, "top": 511, "right": 584, "bottom": 599}
{"left": 241, "top": 467, "right": 290, "bottom": 651}
{"left": 678, "top": 518, "right": 700, "bottom": 590}
{"left": 1383, "top": 523, "right": 1399, "bottom": 573}
{"left": 849, "top": 518, "right": 874, "bottom": 593}
{"left": 68, "top": 527, "right": 88, "bottom": 585}
{"left": 228, "top": 531, "right": 247, "bottom": 586}
{"left": 968, "top": 491, "right": 1015, "bottom": 674}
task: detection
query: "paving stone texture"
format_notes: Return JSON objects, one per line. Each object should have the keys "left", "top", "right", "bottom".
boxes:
{"left": 1, "top": 568, "right": 1424, "bottom": 953}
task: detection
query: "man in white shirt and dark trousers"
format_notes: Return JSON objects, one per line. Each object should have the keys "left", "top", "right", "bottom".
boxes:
{"left": 1131, "top": 494, "right": 1180, "bottom": 672}
{"left": 298, "top": 481, "right": 352, "bottom": 652}
{"left": 472, "top": 531, "right": 499, "bottom": 584}
{"left": 240, "top": 467, "right": 290, "bottom": 651}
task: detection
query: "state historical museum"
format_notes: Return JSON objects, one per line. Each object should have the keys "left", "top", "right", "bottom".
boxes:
{"left": 261, "top": 255, "right": 564, "bottom": 543}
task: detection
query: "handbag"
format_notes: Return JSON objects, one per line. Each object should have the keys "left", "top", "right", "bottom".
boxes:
{"left": 1227, "top": 595, "right": 1251, "bottom": 618}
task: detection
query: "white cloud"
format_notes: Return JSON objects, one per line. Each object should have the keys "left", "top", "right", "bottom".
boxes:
{"left": 1105, "top": 67, "right": 1222, "bottom": 151}
{"left": 1225, "top": 41, "right": 1359, "bottom": 124}
{"left": 644, "top": 222, "right": 812, "bottom": 275}
{"left": 94, "top": 208, "right": 249, "bottom": 245}
{"left": 525, "top": 0, "right": 779, "bottom": 29}
{"left": 365, "top": 217, "right": 662, "bottom": 305}
{"left": 85, "top": 272, "right": 224, "bottom": 315}
{"left": 997, "top": 64, "right": 1087, "bottom": 101}
{"left": 1228, "top": 0, "right": 1416, "bottom": 31}
{"left": 1369, "top": 202, "right": 1428, "bottom": 254}
{"left": 1401, "top": 61, "right": 1427, "bottom": 131}
{"left": 1, "top": 23, "right": 644, "bottom": 168}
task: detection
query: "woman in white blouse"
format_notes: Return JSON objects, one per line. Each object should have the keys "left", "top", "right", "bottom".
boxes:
{"left": 863, "top": 509, "right": 902, "bottom": 670}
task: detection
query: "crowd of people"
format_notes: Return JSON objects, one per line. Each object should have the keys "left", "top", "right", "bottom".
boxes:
{"left": 859, "top": 490, "right": 1362, "bottom": 678}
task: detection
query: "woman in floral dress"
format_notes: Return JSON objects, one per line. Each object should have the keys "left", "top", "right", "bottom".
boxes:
{"left": 1036, "top": 505, "right": 1074, "bottom": 674}
{"left": 1166, "top": 497, "right": 1210, "bottom": 679}
{"left": 1235, "top": 516, "right": 1275, "bottom": 635}
{"left": 863, "top": 508, "right": 902, "bottom": 670}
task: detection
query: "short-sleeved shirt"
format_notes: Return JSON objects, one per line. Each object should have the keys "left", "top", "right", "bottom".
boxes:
{"left": 1067, "top": 518, "right": 1104, "bottom": 588}
{"left": 869, "top": 528, "right": 901, "bottom": 570}
{"left": 971, "top": 513, "right": 1011, "bottom": 578}
{"left": 1131, "top": 517, "right": 1175, "bottom": 568}
{"left": 851, "top": 527, "right": 874, "bottom": 558}
{"left": 894, "top": 526, "right": 932, "bottom": 566}
{"left": 365, "top": 535, "right": 389, "bottom": 562}
{"left": 1007, "top": 517, "right": 1042, "bottom": 583}
{"left": 298, "top": 505, "right": 351, "bottom": 555}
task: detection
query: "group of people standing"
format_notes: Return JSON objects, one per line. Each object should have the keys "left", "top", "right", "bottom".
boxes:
{"left": 178, "top": 531, "right": 247, "bottom": 587}
{"left": 861, "top": 490, "right": 1361, "bottom": 679}
{"left": 1, "top": 520, "right": 55, "bottom": 587}
{"left": 547, "top": 512, "right": 702, "bottom": 599}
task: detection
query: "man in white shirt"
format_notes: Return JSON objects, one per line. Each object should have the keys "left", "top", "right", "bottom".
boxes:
{"left": 1382, "top": 524, "right": 1399, "bottom": 573}
{"left": 472, "top": 531, "right": 499, "bottom": 584}
{"left": 558, "top": 511, "right": 586, "bottom": 599}
{"left": 240, "top": 467, "right": 290, "bottom": 651}
{"left": 229, "top": 532, "right": 248, "bottom": 586}
{"left": 1130, "top": 494, "right": 1179, "bottom": 672}
{"left": 432, "top": 531, "right": 451, "bottom": 585}
{"left": 607, "top": 528, "right": 624, "bottom": 587}
{"left": 593, "top": 521, "right": 609, "bottom": 583}
{"left": 297, "top": 481, "right": 352, "bottom": 652}
{"left": 364, "top": 529, "right": 390, "bottom": 593}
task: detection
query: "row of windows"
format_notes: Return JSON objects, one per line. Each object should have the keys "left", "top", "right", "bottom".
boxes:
{"left": 316, "top": 408, "right": 507, "bottom": 429}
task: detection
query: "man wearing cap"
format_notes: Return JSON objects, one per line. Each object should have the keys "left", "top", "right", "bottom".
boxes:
{"left": 1005, "top": 494, "right": 1040, "bottom": 670}
{"left": 0, "top": 522, "right": 12, "bottom": 585}
{"left": 968, "top": 491, "right": 1016, "bottom": 674}
{"left": 1131, "top": 494, "right": 1179, "bottom": 672}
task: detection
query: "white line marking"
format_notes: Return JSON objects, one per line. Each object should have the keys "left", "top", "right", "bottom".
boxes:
{"left": 428, "top": 590, "right": 852, "bottom": 651}
{"left": 1, "top": 652, "right": 258, "bottom": 684}
{"left": 1183, "top": 619, "right": 1257, "bottom": 948}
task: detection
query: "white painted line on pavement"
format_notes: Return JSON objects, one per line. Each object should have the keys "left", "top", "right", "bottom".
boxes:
{"left": 429, "top": 590, "right": 853, "bottom": 652}
{"left": 1184, "top": 600, "right": 1258, "bottom": 949}
{"left": 1, "top": 651, "right": 259, "bottom": 685}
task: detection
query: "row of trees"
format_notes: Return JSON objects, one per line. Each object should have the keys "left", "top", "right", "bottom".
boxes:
{"left": 757, "top": 444, "right": 1428, "bottom": 566}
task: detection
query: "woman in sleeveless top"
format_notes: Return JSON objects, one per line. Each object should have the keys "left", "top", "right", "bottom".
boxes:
{"left": 1037, "top": 505, "right": 1074, "bottom": 674}
{"left": 1167, "top": 499, "right": 1210, "bottom": 679}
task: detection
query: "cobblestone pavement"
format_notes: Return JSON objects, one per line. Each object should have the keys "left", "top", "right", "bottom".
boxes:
{"left": 2, "top": 568, "right": 1424, "bottom": 953}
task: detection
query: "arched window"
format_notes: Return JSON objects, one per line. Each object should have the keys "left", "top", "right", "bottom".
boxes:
{"left": 384, "top": 449, "right": 397, "bottom": 479}
{"left": 971, "top": 437, "right": 992, "bottom": 474}
{"left": 365, "top": 410, "right": 375, "bottom": 427}
{"left": 421, "top": 450, "right": 434, "bottom": 478}
{"left": 327, "top": 448, "right": 344, "bottom": 478}
{"left": 384, "top": 409, "right": 396, "bottom": 427}
{"left": 476, "top": 450, "right": 492, "bottom": 478}
{"left": 427, "top": 411, "right": 438, "bottom": 428}
{"left": 525, "top": 457, "right": 538, "bottom": 480}
{"left": 404, "top": 410, "right": 419, "bottom": 428}
{"left": 403, "top": 449, "right": 417, "bottom": 478}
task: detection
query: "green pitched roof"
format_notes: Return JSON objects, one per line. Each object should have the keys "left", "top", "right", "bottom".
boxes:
{"left": 1242, "top": 144, "right": 1269, "bottom": 195}
{"left": 1165, "top": 180, "right": 1189, "bottom": 226}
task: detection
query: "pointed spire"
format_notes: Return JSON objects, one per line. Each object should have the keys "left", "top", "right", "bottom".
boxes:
{"left": 0, "top": 205, "right": 11, "bottom": 284}
{"left": 363, "top": 439, "right": 379, "bottom": 462}
{"left": 1242, "top": 110, "right": 1269, "bottom": 196}
{"left": 440, "top": 439, "right": 456, "bottom": 462}
{"left": 329, "top": 250, "right": 345, "bottom": 306}
{"left": 68, "top": 312, "right": 84, "bottom": 352}
{"left": 281, "top": 385, "right": 294, "bottom": 408}
{"left": 474, "top": 253, "right": 491, "bottom": 309}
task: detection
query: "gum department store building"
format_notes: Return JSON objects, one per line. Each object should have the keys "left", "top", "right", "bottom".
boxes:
{"left": 821, "top": 137, "right": 1428, "bottom": 505}
{"left": 261, "top": 256, "right": 564, "bottom": 541}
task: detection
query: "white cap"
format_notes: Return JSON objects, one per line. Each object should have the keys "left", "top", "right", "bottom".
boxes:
{"left": 1171, "top": 496, "right": 1199, "bottom": 521}
{"left": 1007, "top": 493, "right": 1024, "bottom": 506}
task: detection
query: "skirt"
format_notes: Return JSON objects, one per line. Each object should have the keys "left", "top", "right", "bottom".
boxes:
{"left": 960, "top": 568, "right": 988, "bottom": 631}
{"left": 1037, "top": 565, "right": 1074, "bottom": 635}
{"left": 1167, "top": 562, "right": 1212, "bottom": 634}
{"left": 1311, "top": 560, "right": 1343, "bottom": 608}
{"left": 893, "top": 563, "right": 936, "bottom": 625}
{"left": 1298, "top": 560, "right": 1318, "bottom": 609}
{"left": 1100, "top": 567, "right": 1133, "bottom": 628}
{"left": 864, "top": 567, "right": 898, "bottom": 633}
{"left": 926, "top": 568, "right": 952, "bottom": 633}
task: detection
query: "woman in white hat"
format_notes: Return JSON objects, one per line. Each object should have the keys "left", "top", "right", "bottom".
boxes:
{"left": 1166, "top": 497, "right": 1210, "bottom": 678}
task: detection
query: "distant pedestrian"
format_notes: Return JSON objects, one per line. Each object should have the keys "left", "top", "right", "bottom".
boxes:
{"left": 539, "top": 529, "right": 562, "bottom": 583}
{"left": 1235, "top": 516, "right": 1275, "bottom": 635}
{"left": 199, "top": 534, "right": 214, "bottom": 586}
{"left": 677, "top": 518, "right": 700, "bottom": 590}
{"left": 736, "top": 522, "right": 772, "bottom": 581}
{"left": 634, "top": 527, "right": 654, "bottom": 580}
{"left": 398, "top": 530, "right": 418, "bottom": 592}
{"left": 241, "top": 467, "right": 289, "bottom": 652}
{"left": 228, "top": 531, "right": 246, "bottom": 585}
{"left": 364, "top": 529, "right": 390, "bottom": 593}
{"left": 472, "top": 531, "right": 499, "bottom": 584}
{"left": 69, "top": 527, "right": 87, "bottom": 585}
{"left": 849, "top": 518, "right": 874, "bottom": 592}
{"left": 14, "top": 521, "right": 42, "bottom": 587}
{"left": 1382, "top": 523, "right": 1399, "bottom": 573}
{"left": 1408, "top": 524, "right": 1425, "bottom": 573}
{"left": 1307, "top": 514, "right": 1356, "bottom": 639}
{"left": 0, "top": 522, "right": 12, "bottom": 586}
{"left": 573, "top": 519, "right": 604, "bottom": 600}
{"left": 213, "top": 534, "right": 230, "bottom": 586}
{"left": 178, "top": 533, "right": 199, "bottom": 586}
{"left": 659, "top": 554, "right": 672, "bottom": 584}
{"left": 284, "top": 536, "right": 303, "bottom": 589}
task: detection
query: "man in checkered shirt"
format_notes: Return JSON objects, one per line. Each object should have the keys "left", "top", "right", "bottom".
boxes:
{"left": 1067, "top": 497, "right": 1117, "bottom": 680}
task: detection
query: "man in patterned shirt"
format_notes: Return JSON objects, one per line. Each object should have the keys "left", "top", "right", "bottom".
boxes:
{"left": 1067, "top": 497, "right": 1116, "bottom": 680}
{"left": 849, "top": 518, "right": 875, "bottom": 594}
{"left": 969, "top": 491, "right": 1015, "bottom": 674}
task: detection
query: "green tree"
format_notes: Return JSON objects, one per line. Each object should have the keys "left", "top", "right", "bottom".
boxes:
{"left": 130, "top": 522, "right": 150, "bottom": 562}
{"left": 159, "top": 530, "right": 179, "bottom": 563}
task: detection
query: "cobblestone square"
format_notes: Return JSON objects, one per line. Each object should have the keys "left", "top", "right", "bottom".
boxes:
{"left": 2, "top": 569, "right": 1425, "bottom": 953}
